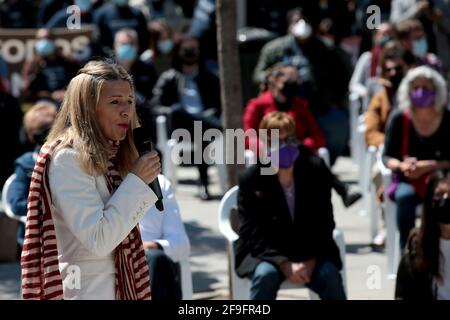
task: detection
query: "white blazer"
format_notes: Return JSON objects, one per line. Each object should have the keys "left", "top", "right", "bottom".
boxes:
{"left": 48, "top": 148, "right": 157, "bottom": 300}
{"left": 139, "top": 175, "right": 190, "bottom": 262}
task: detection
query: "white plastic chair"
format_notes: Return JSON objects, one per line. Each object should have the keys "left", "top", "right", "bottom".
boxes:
{"left": 376, "top": 146, "right": 400, "bottom": 277}
{"left": 2, "top": 174, "right": 27, "bottom": 224}
{"left": 178, "top": 259, "right": 193, "bottom": 300}
{"left": 218, "top": 186, "right": 347, "bottom": 300}
{"left": 156, "top": 115, "right": 228, "bottom": 194}
{"left": 349, "top": 92, "right": 364, "bottom": 164}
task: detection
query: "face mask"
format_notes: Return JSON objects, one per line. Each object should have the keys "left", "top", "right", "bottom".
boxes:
{"left": 111, "top": 0, "right": 129, "bottom": 6}
{"left": 75, "top": 0, "right": 93, "bottom": 12}
{"left": 32, "top": 126, "right": 51, "bottom": 146}
{"left": 379, "top": 35, "right": 391, "bottom": 48}
{"left": 270, "top": 144, "right": 300, "bottom": 169}
{"left": 180, "top": 47, "right": 199, "bottom": 65}
{"left": 433, "top": 197, "right": 450, "bottom": 224}
{"left": 389, "top": 73, "right": 404, "bottom": 89}
{"left": 410, "top": 87, "right": 435, "bottom": 108}
{"left": 281, "top": 80, "right": 299, "bottom": 99}
{"left": 157, "top": 39, "right": 174, "bottom": 54}
{"left": 35, "top": 39, "right": 55, "bottom": 57}
{"left": 412, "top": 37, "right": 428, "bottom": 58}
{"left": 117, "top": 44, "right": 137, "bottom": 62}
{"left": 292, "top": 19, "right": 312, "bottom": 40}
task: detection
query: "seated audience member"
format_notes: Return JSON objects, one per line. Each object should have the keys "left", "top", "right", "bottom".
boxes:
{"left": 365, "top": 45, "right": 406, "bottom": 148}
{"left": 46, "top": 0, "right": 95, "bottom": 27}
{"left": 390, "top": 0, "right": 450, "bottom": 75}
{"left": 140, "top": 174, "right": 191, "bottom": 301}
{"left": 235, "top": 111, "right": 346, "bottom": 300}
{"left": 364, "top": 43, "right": 406, "bottom": 247}
{"left": 244, "top": 64, "right": 361, "bottom": 207}
{"left": 93, "top": 0, "right": 149, "bottom": 56}
{"left": 395, "top": 19, "right": 443, "bottom": 74}
{"left": 151, "top": 34, "right": 221, "bottom": 201}
{"left": 349, "top": 22, "right": 397, "bottom": 99}
{"left": 253, "top": 8, "right": 351, "bottom": 166}
{"left": 37, "top": 0, "right": 71, "bottom": 27}
{"left": 7, "top": 102, "right": 57, "bottom": 246}
{"left": 114, "top": 28, "right": 158, "bottom": 139}
{"left": 0, "top": 0, "right": 36, "bottom": 28}
{"left": 0, "top": 74, "right": 23, "bottom": 187}
{"left": 396, "top": 170, "right": 450, "bottom": 300}
{"left": 142, "top": 19, "right": 176, "bottom": 76}
{"left": 22, "top": 29, "right": 79, "bottom": 105}
{"left": 383, "top": 66, "right": 450, "bottom": 250}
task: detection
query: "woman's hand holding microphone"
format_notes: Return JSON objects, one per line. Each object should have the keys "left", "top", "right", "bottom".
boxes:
{"left": 131, "top": 150, "right": 161, "bottom": 185}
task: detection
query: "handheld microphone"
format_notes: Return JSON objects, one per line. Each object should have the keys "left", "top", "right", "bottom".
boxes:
{"left": 133, "top": 127, "right": 164, "bottom": 212}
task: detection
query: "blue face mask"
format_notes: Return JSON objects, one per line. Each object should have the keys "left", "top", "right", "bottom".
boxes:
{"left": 35, "top": 39, "right": 55, "bottom": 57}
{"left": 157, "top": 39, "right": 174, "bottom": 54}
{"left": 111, "top": 0, "right": 128, "bottom": 6}
{"left": 413, "top": 37, "right": 428, "bottom": 58}
{"left": 117, "top": 44, "right": 137, "bottom": 62}
{"left": 75, "top": 0, "right": 93, "bottom": 12}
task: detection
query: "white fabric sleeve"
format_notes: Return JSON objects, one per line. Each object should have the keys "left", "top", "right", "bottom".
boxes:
{"left": 153, "top": 176, "right": 190, "bottom": 262}
{"left": 49, "top": 148, "right": 158, "bottom": 257}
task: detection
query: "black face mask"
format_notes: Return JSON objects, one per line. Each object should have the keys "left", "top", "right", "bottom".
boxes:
{"left": 32, "top": 126, "right": 51, "bottom": 146}
{"left": 433, "top": 197, "right": 450, "bottom": 224}
{"left": 281, "top": 80, "right": 299, "bottom": 99}
{"left": 389, "top": 73, "right": 404, "bottom": 89}
{"left": 180, "top": 47, "right": 199, "bottom": 65}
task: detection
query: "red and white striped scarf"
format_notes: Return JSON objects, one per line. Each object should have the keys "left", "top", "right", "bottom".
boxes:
{"left": 21, "top": 140, "right": 151, "bottom": 300}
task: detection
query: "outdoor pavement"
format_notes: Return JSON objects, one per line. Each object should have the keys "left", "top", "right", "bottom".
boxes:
{"left": 0, "top": 156, "right": 395, "bottom": 300}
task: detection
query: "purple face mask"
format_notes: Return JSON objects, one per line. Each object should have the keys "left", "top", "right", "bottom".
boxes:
{"left": 410, "top": 87, "right": 435, "bottom": 108}
{"left": 270, "top": 144, "right": 300, "bottom": 169}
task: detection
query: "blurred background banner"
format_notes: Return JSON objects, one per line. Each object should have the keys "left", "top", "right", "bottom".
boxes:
{"left": 0, "top": 27, "right": 94, "bottom": 100}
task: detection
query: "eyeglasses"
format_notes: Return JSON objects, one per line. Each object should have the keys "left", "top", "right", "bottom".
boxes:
{"left": 383, "top": 65, "right": 403, "bottom": 73}
{"left": 279, "top": 135, "right": 300, "bottom": 146}
{"left": 267, "top": 135, "right": 299, "bottom": 146}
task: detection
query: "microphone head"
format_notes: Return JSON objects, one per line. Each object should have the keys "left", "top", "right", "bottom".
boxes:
{"left": 133, "top": 127, "right": 151, "bottom": 154}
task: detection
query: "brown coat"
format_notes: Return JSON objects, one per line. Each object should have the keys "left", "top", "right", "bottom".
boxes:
{"left": 364, "top": 86, "right": 394, "bottom": 147}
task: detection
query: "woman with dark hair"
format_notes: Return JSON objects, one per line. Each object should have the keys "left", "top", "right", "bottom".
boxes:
{"left": 396, "top": 170, "right": 450, "bottom": 300}
{"left": 151, "top": 34, "right": 221, "bottom": 200}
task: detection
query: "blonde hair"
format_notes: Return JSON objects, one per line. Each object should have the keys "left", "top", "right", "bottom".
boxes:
{"left": 23, "top": 102, "right": 57, "bottom": 136}
{"left": 46, "top": 60, "right": 139, "bottom": 177}
{"left": 259, "top": 111, "right": 296, "bottom": 136}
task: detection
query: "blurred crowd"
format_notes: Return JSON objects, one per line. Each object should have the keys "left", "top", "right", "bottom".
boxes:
{"left": 2, "top": 0, "right": 450, "bottom": 300}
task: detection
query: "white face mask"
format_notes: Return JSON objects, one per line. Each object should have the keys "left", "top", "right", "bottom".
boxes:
{"left": 291, "top": 19, "right": 312, "bottom": 40}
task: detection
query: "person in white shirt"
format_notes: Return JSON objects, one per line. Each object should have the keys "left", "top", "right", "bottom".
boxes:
{"left": 140, "top": 174, "right": 191, "bottom": 301}
{"left": 396, "top": 170, "right": 450, "bottom": 300}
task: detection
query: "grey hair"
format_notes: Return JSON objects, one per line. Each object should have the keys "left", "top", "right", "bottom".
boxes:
{"left": 397, "top": 65, "right": 448, "bottom": 111}
{"left": 114, "top": 28, "right": 139, "bottom": 47}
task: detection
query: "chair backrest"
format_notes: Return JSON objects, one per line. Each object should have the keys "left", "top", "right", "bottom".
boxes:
{"left": 1, "top": 174, "right": 25, "bottom": 223}
{"left": 218, "top": 185, "right": 239, "bottom": 243}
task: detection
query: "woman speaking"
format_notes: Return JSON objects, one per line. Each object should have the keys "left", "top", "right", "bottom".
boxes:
{"left": 21, "top": 60, "right": 161, "bottom": 300}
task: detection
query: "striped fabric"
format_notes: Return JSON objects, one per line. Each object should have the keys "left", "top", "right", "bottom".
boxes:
{"left": 21, "top": 140, "right": 151, "bottom": 300}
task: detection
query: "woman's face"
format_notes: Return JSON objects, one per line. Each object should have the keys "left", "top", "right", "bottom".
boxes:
{"left": 410, "top": 77, "right": 436, "bottom": 110}
{"left": 434, "top": 178, "right": 450, "bottom": 200}
{"left": 96, "top": 80, "right": 134, "bottom": 141}
{"left": 411, "top": 77, "right": 434, "bottom": 92}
